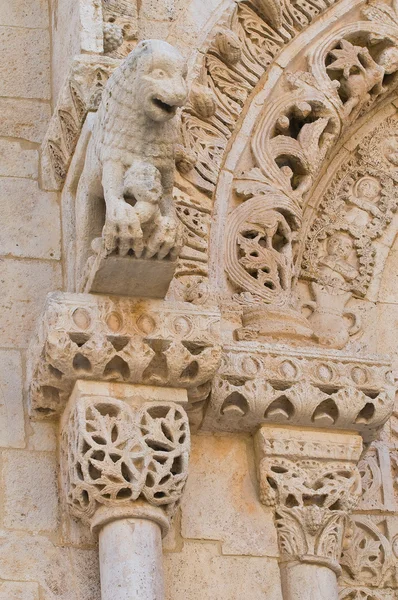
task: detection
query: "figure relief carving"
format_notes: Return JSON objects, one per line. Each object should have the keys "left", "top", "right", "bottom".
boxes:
{"left": 61, "top": 393, "right": 190, "bottom": 529}
{"left": 301, "top": 116, "right": 398, "bottom": 348}
{"left": 75, "top": 40, "right": 188, "bottom": 296}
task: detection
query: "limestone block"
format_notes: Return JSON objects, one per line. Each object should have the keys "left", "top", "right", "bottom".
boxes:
{"left": 0, "top": 350, "right": 25, "bottom": 449}
{"left": 376, "top": 303, "right": 398, "bottom": 370}
{"left": 181, "top": 435, "right": 279, "bottom": 556}
{"left": 378, "top": 238, "right": 398, "bottom": 304}
{"left": 0, "top": 141, "right": 38, "bottom": 178}
{"left": 51, "top": 0, "right": 103, "bottom": 102}
{"left": 0, "top": 530, "right": 74, "bottom": 599}
{"left": 0, "top": 582, "right": 39, "bottom": 600}
{"left": 140, "top": 0, "right": 176, "bottom": 21}
{"left": 0, "top": 259, "right": 62, "bottom": 348}
{"left": 28, "top": 422, "right": 57, "bottom": 452}
{"left": 0, "top": 27, "right": 50, "bottom": 99}
{"left": 85, "top": 255, "right": 178, "bottom": 298}
{"left": 164, "top": 541, "right": 283, "bottom": 600}
{"left": 3, "top": 450, "right": 58, "bottom": 532}
{"left": 0, "top": 0, "right": 48, "bottom": 28}
{"left": 70, "top": 548, "right": 101, "bottom": 600}
{"left": 0, "top": 99, "right": 51, "bottom": 144}
{"left": 0, "top": 179, "right": 60, "bottom": 259}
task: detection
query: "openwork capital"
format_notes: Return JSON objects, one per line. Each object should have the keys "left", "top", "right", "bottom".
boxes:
{"left": 255, "top": 426, "right": 362, "bottom": 573}
{"left": 60, "top": 381, "right": 190, "bottom": 534}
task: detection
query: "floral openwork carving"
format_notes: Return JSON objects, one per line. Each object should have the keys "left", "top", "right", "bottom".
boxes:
{"left": 61, "top": 393, "right": 190, "bottom": 527}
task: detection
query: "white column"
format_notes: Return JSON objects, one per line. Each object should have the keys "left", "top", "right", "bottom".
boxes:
{"left": 280, "top": 562, "right": 339, "bottom": 600}
{"left": 99, "top": 518, "right": 165, "bottom": 600}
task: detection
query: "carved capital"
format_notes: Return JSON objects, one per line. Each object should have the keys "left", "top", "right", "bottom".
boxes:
{"left": 255, "top": 426, "right": 362, "bottom": 573}
{"left": 60, "top": 381, "right": 190, "bottom": 533}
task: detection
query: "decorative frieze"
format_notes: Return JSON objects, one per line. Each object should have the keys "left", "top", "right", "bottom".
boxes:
{"left": 204, "top": 344, "right": 395, "bottom": 441}
{"left": 28, "top": 292, "right": 221, "bottom": 419}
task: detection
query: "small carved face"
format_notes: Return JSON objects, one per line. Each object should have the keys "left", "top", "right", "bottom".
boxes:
{"left": 354, "top": 177, "right": 380, "bottom": 200}
{"left": 135, "top": 40, "right": 188, "bottom": 123}
{"left": 326, "top": 233, "right": 353, "bottom": 260}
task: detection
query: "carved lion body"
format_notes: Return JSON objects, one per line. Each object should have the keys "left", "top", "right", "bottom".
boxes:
{"left": 75, "top": 40, "right": 187, "bottom": 287}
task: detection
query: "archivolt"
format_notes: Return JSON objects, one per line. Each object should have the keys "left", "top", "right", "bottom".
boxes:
{"left": 175, "top": 0, "right": 398, "bottom": 348}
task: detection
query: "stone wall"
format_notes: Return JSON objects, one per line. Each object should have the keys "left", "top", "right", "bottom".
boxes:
{"left": 1, "top": 0, "right": 398, "bottom": 599}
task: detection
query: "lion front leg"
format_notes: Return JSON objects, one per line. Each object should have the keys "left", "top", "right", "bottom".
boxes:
{"left": 101, "top": 160, "right": 144, "bottom": 257}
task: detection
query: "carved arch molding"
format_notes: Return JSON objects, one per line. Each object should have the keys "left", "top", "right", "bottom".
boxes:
{"left": 170, "top": 0, "right": 398, "bottom": 349}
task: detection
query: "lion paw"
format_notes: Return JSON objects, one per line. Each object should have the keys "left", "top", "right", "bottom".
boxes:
{"left": 103, "top": 201, "right": 144, "bottom": 257}
{"left": 145, "top": 216, "right": 184, "bottom": 260}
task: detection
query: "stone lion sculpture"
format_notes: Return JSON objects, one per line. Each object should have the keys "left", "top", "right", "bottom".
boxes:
{"left": 75, "top": 39, "right": 188, "bottom": 288}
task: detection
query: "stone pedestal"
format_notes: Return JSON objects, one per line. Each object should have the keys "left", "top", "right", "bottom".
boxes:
{"left": 82, "top": 254, "right": 178, "bottom": 298}
{"left": 255, "top": 426, "right": 363, "bottom": 600}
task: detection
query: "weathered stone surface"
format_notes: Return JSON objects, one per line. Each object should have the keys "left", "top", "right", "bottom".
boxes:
{"left": 0, "top": 27, "right": 50, "bottom": 99}
{"left": 0, "top": 0, "right": 48, "bottom": 28}
{"left": 0, "top": 141, "right": 38, "bottom": 178}
{"left": 164, "top": 541, "right": 283, "bottom": 600}
{"left": 0, "top": 350, "right": 25, "bottom": 448}
{"left": 0, "top": 581, "right": 39, "bottom": 600}
{"left": 0, "top": 179, "right": 60, "bottom": 259}
{"left": 0, "top": 99, "right": 51, "bottom": 144}
{"left": 181, "top": 435, "right": 278, "bottom": 556}
{"left": 0, "top": 530, "right": 73, "bottom": 599}
{"left": 3, "top": 450, "right": 58, "bottom": 532}
{"left": 70, "top": 548, "right": 101, "bottom": 600}
{"left": 0, "top": 259, "right": 62, "bottom": 347}
{"left": 28, "top": 422, "right": 57, "bottom": 452}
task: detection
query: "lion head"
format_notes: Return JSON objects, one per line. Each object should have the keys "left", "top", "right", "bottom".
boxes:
{"left": 121, "top": 39, "right": 188, "bottom": 122}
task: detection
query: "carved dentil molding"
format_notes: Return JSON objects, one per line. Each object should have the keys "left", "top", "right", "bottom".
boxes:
{"left": 27, "top": 292, "right": 221, "bottom": 419}
{"left": 60, "top": 381, "right": 190, "bottom": 533}
{"left": 255, "top": 427, "right": 363, "bottom": 573}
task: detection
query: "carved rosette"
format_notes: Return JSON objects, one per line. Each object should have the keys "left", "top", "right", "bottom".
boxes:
{"left": 255, "top": 427, "right": 363, "bottom": 573}
{"left": 60, "top": 385, "right": 190, "bottom": 532}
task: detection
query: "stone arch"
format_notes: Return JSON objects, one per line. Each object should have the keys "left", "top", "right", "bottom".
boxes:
{"left": 173, "top": 0, "right": 398, "bottom": 351}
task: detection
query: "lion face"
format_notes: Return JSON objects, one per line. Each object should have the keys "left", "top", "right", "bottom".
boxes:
{"left": 134, "top": 40, "right": 188, "bottom": 123}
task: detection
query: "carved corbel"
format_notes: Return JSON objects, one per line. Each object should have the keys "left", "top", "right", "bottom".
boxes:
{"left": 255, "top": 426, "right": 363, "bottom": 600}
{"left": 58, "top": 40, "right": 189, "bottom": 299}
